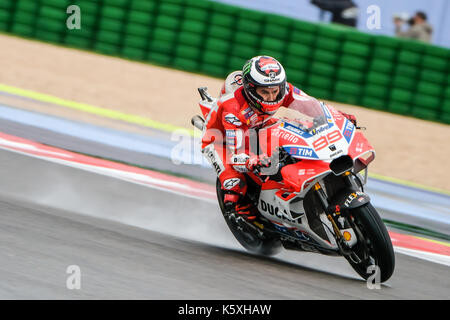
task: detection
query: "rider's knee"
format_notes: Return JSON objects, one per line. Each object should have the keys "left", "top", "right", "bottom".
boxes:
{"left": 220, "top": 172, "right": 247, "bottom": 196}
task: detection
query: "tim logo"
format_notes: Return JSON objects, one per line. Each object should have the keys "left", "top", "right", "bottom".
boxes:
{"left": 284, "top": 146, "right": 318, "bottom": 159}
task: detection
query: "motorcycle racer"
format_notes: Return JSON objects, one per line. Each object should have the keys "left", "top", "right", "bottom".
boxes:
{"left": 201, "top": 55, "right": 357, "bottom": 221}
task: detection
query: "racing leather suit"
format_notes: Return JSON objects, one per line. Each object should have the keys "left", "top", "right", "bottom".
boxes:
{"left": 201, "top": 71, "right": 345, "bottom": 201}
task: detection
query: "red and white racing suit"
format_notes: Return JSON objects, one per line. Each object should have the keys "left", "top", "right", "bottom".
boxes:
{"left": 201, "top": 71, "right": 330, "bottom": 201}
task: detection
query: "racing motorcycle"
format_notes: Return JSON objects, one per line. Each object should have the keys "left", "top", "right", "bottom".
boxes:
{"left": 192, "top": 87, "right": 395, "bottom": 283}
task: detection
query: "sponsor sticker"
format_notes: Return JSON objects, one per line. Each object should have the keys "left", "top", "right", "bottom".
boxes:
{"left": 224, "top": 113, "right": 242, "bottom": 126}
{"left": 226, "top": 130, "right": 236, "bottom": 137}
{"left": 231, "top": 153, "right": 249, "bottom": 165}
{"left": 344, "top": 191, "right": 365, "bottom": 207}
{"left": 231, "top": 73, "right": 243, "bottom": 86}
{"left": 260, "top": 200, "right": 296, "bottom": 224}
{"left": 329, "top": 149, "right": 344, "bottom": 158}
{"left": 343, "top": 119, "right": 355, "bottom": 143}
{"left": 223, "top": 178, "right": 241, "bottom": 190}
{"left": 298, "top": 169, "right": 316, "bottom": 175}
{"left": 281, "top": 122, "right": 311, "bottom": 139}
{"left": 257, "top": 57, "right": 281, "bottom": 75}
{"left": 241, "top": 107, "right": 255, "bottom": 120}
{"left": 356, "top": 142, "right": 364, "bottom": 153}
{"left": 311, "top": 124, "right": 329, "bottom": 135}
{"left": 247, "top": 113, "right": 259, "bottom": 126}
{"left": 272, "top": 129, "right": 299, "bottom": 143}
{"left": 283, "top": 146, "right": 319, "bottom": 159}
{"left": 202, "top": 145, "right": 224, "bottom": 175}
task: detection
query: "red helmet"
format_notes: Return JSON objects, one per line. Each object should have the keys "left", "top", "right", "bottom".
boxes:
{"left": 242, "top": 55, "right": 287, "bottom": 115}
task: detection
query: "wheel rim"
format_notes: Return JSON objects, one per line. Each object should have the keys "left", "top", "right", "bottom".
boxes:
{"left": 350, "top": 218, "right": 379, "bottom": 273}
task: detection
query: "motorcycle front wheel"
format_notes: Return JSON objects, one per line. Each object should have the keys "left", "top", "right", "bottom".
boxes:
{"left": 216, "top": 179, "right": 281, "bottom": 256}
{"left": 346, "top": 203, "right": 395, "bottom": 283}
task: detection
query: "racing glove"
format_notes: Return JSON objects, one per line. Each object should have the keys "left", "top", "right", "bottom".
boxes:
{"left": 339, "top": 111, "right": 357, "bottom": 127}
{"left": 245, "top": 154, "right": 271, "bottom": 172}
{"left": 230, "top": 153, "right": 271, "bottom": 172}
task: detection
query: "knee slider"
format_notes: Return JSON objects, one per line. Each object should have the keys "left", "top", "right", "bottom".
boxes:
{"left": 222, "top": 177, "right": 247, "bottom": 195}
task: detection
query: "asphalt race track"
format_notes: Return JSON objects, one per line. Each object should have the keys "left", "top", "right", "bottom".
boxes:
{"left": 1, "top": 116, "right": 449, "bottom": 236}
{"left": 0, "top": 148, "right": 449, "bottom": 299}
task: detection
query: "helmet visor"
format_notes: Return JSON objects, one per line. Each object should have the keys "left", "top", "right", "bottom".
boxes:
{"left": 255, "top": 86, "right": 282, "bottom": 103}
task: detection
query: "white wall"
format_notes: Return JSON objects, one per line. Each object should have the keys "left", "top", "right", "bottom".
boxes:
{"left": 212, "top": 0, "right": 450, "bottom": 48}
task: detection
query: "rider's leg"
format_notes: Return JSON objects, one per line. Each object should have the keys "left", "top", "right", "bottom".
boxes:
{"left": 219, "top": 168, "right": 257, "bottom": 219}
{"left": 202, "top": 143, "right": 256, "bottom": 220}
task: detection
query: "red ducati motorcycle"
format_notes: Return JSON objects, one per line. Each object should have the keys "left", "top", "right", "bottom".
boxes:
{"left": 192, "top": 87, "right": 395, "bottom": 283}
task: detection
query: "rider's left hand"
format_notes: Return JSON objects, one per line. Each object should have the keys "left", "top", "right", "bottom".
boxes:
{"left": 340, "top": 111, "right": 357, "bottom": 127}
{"left": 246, "top": 154, "right": 271, "bottom": 172}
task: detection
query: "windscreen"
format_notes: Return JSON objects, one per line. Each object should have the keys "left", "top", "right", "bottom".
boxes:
{"left": 272, "top": 99, "right": 328, "bottom": 134}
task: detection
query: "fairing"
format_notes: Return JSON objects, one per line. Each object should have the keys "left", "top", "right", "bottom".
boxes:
{"left": 259, "top": 103, "right": 374, "bottom": 193}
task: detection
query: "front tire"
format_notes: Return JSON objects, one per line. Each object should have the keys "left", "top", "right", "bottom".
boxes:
{"left": 216, "top": 179, "right": 281, "bottom": 256}
{"left": 346, "top": 203, "right": 395, "bottom": 283}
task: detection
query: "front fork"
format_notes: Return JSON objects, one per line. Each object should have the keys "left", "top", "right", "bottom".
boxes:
{"left": 314, "top": 183, "right": 346, "bottom": 246}
{"left": 313, "top": 173, "right": 361, "bottom": 258}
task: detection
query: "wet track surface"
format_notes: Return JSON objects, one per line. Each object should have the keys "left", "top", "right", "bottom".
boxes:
{"left": 0, "top": 148, "right": 449, "bottom": 299}
{"left": 2, "top": 117, "right": 449, "bottom": 237}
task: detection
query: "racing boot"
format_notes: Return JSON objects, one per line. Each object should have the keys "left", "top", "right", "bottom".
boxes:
{"left": 224, "top": 193, "right": 266, "bottom": 239}
{"left": 223, "top": 193, "right": 257, "bottom": 221}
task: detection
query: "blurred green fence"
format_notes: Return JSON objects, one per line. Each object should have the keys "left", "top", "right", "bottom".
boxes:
{"left": 0, "top": 0, "right": 449, "bottom": 123}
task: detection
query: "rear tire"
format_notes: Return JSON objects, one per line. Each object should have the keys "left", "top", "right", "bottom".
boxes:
{"left": 216, "top": 179, "right": 282, "bottom": 256}
{"left": 346, "top": 203, "right": 395, "bottom": 282}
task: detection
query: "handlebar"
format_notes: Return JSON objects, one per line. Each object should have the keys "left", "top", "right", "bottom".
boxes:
{"left": 254, "top": 147, "right": 295, "bottom": 177}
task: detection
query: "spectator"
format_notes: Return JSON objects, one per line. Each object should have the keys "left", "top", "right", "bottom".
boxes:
{"left": 310, "top": 0, "right": 358, "bottom": 27}
{"left": 394, "top": 11, "right": 433, "bottom": 43}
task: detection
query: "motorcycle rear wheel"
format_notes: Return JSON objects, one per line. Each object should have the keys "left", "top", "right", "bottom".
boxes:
{"left": 346, "top": 203, "right": 395, "bottom": 283}
{"left": 216, "top": 179, "right": 282, "bottom": 256}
